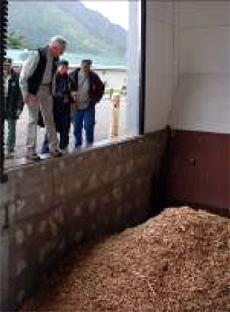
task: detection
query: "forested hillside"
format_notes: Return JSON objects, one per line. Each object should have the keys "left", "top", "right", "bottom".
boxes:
{"left": 8, "top": 1, "right": 127, "bottom": 58}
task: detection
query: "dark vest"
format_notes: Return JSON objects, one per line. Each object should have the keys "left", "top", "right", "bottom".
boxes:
{"left": 28, "top": 46, "right": 59, "bottom": 95}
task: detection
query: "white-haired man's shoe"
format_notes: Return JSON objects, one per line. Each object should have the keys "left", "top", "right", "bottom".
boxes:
{"left": 25, "top": 153, "right": 41, "bottom": 161}
{"left": 50, "top": 149, "right": 62, "bottom": 157}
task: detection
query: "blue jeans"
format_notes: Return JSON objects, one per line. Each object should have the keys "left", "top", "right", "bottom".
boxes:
{"left": 73, "top": 106, "right": 95, "bottom": 147}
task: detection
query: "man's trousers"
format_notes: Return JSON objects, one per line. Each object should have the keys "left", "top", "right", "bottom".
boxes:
{"left": 26, "top": 86, "right": 58, "bottom": 156}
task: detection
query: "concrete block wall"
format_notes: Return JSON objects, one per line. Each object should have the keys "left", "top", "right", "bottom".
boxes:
{"left": 0, "top": 131, "right": 167, "bottom": 312}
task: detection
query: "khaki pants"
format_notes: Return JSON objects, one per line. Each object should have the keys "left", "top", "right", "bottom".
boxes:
{"left": 26, "top": 86, "right": 58, "bottom": 156}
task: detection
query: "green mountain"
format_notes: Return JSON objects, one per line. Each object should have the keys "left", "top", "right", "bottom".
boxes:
{"left": 8, "top": 1, "right": 127, "bottom": 59}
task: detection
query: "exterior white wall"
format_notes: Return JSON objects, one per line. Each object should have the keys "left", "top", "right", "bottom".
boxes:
{"left": 13, "top": 63, "right": 127, "bottom": 89}
{"left": 169, "top": 1, "right": 230, "bottom": 134}
{"left": 95, "top": 69, "right": 126, "bottom": 88}
{"left": 144, "top": 1, "right": 174, "bottom": 133}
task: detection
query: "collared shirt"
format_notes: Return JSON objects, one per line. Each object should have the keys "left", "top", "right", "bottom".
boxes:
{"left": 77, "top": 72, "right": 90, "bottom": 109}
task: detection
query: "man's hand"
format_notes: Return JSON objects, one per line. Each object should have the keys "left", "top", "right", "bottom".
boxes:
{"left": 16, "top": 109, "right": 22, "bottom": 118}
{"left": 71, "top": 91, "right": 78, "bottom": 102}
{"left": 24, "top": 94, "right": 36, "bottom": 105}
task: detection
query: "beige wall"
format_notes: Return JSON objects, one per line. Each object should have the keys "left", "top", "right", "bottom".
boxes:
{"left": 144, "top": 1, "right": 230, "bottom": 134}
{"left": 169, "top": 1, "right": 230, "bottom": 134}
{"left": 144, "top": 1, "right": 174, "bottom": 133}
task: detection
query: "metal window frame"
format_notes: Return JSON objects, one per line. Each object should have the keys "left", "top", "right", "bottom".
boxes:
{"left": 0, "top": 0, "right": 8, "bottom": 183}
{"left": 139, "top": 0, "right": 147, "bottom": 135}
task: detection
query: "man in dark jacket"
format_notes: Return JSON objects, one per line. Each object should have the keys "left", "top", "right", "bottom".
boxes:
{"left": 41, "top": 60, "right": 72, "bottom": 154}
{"left": 69, "top": 59, "right": 104, "bottom": 148}
{"left": 3, "top": 58, "right": 23, "bottom": 158}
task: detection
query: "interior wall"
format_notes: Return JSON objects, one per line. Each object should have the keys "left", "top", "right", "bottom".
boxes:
{"left": 165, "top": 1, "right": 230, "bottom": 212}
{"left": 144, "top": 1, "right": 174, "bottom": 133}
{"left": 169, "top": 1, "right": 230, "bottom": 133}
{"left": 144, "top": 1, "right": 229, "bottom": 133}
{"left": 126, "top": 1, "right": 141, "bottom": 135}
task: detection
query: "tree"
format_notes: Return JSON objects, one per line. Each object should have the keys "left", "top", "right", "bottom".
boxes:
{"left": 7, "top": 31, "right": 25, "bottom": 49}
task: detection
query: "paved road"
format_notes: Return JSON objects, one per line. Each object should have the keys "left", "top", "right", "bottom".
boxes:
{"left": 5, "top": 96, "right": 127, "bottom": 158}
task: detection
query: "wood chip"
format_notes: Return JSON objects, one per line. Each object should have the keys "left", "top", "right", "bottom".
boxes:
{"left": 21, "top": 207, "right": 230, "bottom": 312}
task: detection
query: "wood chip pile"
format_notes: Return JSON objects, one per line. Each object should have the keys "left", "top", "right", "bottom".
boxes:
{"left": 21, "top": 207, "right": 229, "bottom": 312}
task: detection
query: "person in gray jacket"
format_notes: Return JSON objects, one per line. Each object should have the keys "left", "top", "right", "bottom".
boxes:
{"left": 3, "top": 58, "right": 24, "bottom": 158}
{"left": 19, "top": 36, "right": 67, "bottom": 160}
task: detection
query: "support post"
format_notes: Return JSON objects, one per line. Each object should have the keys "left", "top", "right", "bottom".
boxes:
{"left": 109, "top": 94, "right": 120, "bottom": 138}
{"left": 0, "top": 0, "right": 8, "bottom": 183}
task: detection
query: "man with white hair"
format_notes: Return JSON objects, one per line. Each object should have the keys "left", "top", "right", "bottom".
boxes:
{"left": 19, "top": 36, "right": 67, "bottom": 160}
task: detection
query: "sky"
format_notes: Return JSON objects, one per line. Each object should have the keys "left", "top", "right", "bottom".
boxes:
{"left": 82, "top": 1, "right": 129, "bottom": 30}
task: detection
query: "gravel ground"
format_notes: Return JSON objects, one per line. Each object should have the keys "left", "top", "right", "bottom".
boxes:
{"left": 20, "top": 207, "right": 230, "bottom": 312}
{"left": 5, "top": 96, "right": 127, "bottom": 158}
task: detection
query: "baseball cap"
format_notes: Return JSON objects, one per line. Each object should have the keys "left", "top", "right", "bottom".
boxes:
{"left": 81, "top": 59, "right": 92, "bottom": 67}
{"left": 58, "top": 59, "right": 69, "bottom": 66}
